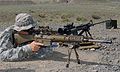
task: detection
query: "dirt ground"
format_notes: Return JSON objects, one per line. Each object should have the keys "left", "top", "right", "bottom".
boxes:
{"left": 0, "top": 1, "right": 120, "bottom": 72}
{"left": 0, "top": 48, "right": 102, "bottom": 72}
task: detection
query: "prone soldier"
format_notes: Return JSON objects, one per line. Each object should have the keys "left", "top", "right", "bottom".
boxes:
{"left": 0, "top": 13, "right": 53, "bottom": 61}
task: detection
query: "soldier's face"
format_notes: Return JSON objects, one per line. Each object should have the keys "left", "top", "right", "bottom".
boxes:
{"left": 18, "top": 27, "right": 34, "bottom": 35}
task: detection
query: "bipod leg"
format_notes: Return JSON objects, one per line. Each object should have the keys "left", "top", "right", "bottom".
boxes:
{"left": 66, "top": 48, "right": 72, "bottom": 68}
{"left": 85, "top": 31, "right": 88, "bottom": 37}
{"left": 87, "top": 31, "right": 92, "bottom": 38}
{"left": 78, "top": 30, "right": 85, "bottom": 36}
{"left": 74, "top": 48, "right": 80, "bottom": 64}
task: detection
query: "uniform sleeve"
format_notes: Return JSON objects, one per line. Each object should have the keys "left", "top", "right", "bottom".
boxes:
{"left": 0, "top": 32, "right": 33, "bottom": 61}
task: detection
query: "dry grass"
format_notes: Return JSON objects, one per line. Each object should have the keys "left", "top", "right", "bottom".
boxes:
{"left": 0, "top": 2, "right": 120, "bottom": 27}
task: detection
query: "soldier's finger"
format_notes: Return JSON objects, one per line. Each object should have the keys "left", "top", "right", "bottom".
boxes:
{"left": 35, "top": 42, "right": 44, "bottom": 46}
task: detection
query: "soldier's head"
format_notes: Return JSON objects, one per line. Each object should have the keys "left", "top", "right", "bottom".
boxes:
{"left": 13, "top": 13, "right": 37, "bottom": 34}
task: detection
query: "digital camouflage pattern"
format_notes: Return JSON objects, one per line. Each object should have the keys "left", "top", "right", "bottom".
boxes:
{"left": 0, "top": 25, "right": 53, "bottom": 61}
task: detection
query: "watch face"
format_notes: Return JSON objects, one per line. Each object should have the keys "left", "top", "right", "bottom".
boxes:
{"left": 51, "top": 42, "right": 59, "bottom": 48}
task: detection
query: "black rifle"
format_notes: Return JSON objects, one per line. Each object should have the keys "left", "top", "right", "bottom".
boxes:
{"left": 58, "top": 19, "right": 116, "bottom": 38}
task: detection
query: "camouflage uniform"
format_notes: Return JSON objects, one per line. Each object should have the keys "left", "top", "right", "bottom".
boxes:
{"left": 0, "top": 13, "right": 53, "bottom": 61}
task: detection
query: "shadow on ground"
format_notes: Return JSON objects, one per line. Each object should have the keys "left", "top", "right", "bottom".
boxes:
{"left": 7, "top": 51, "right": 117, "bottom": 67}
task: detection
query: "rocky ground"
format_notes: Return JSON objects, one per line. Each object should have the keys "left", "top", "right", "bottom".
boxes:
{"left": 1, "top": 22, "right": 120, "bottom": 72}
{"left": 0, "top": 1, "right": 120, "bottom": 72}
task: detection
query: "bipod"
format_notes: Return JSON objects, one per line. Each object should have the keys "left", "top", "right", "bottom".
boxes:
{"left": 78, "top": 29, "right": 92, "bottom": 38}
{"left": 78, "top": 20, "right": 93, "bottom": 38}
{"left": 65, "top": 44, "right": 80, "bottom": 68}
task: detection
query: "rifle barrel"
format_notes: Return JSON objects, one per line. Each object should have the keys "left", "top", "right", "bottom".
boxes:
{"left": 86, "top": 39, "right": 112, "bottom": 44}
{"left": 93, "top": 20, "right": 109, "bottom": 25}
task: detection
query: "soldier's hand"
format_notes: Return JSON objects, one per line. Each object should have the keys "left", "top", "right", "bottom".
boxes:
{"left": 29, "top": 41, "right": 44, "bottom": 52}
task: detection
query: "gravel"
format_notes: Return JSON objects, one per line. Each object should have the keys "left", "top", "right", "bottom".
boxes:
{"left": 0, "top": 22, "right": 120, "bottom": 72}
{"left": 0, "top": 2, "right": 120, "bottom": 72}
